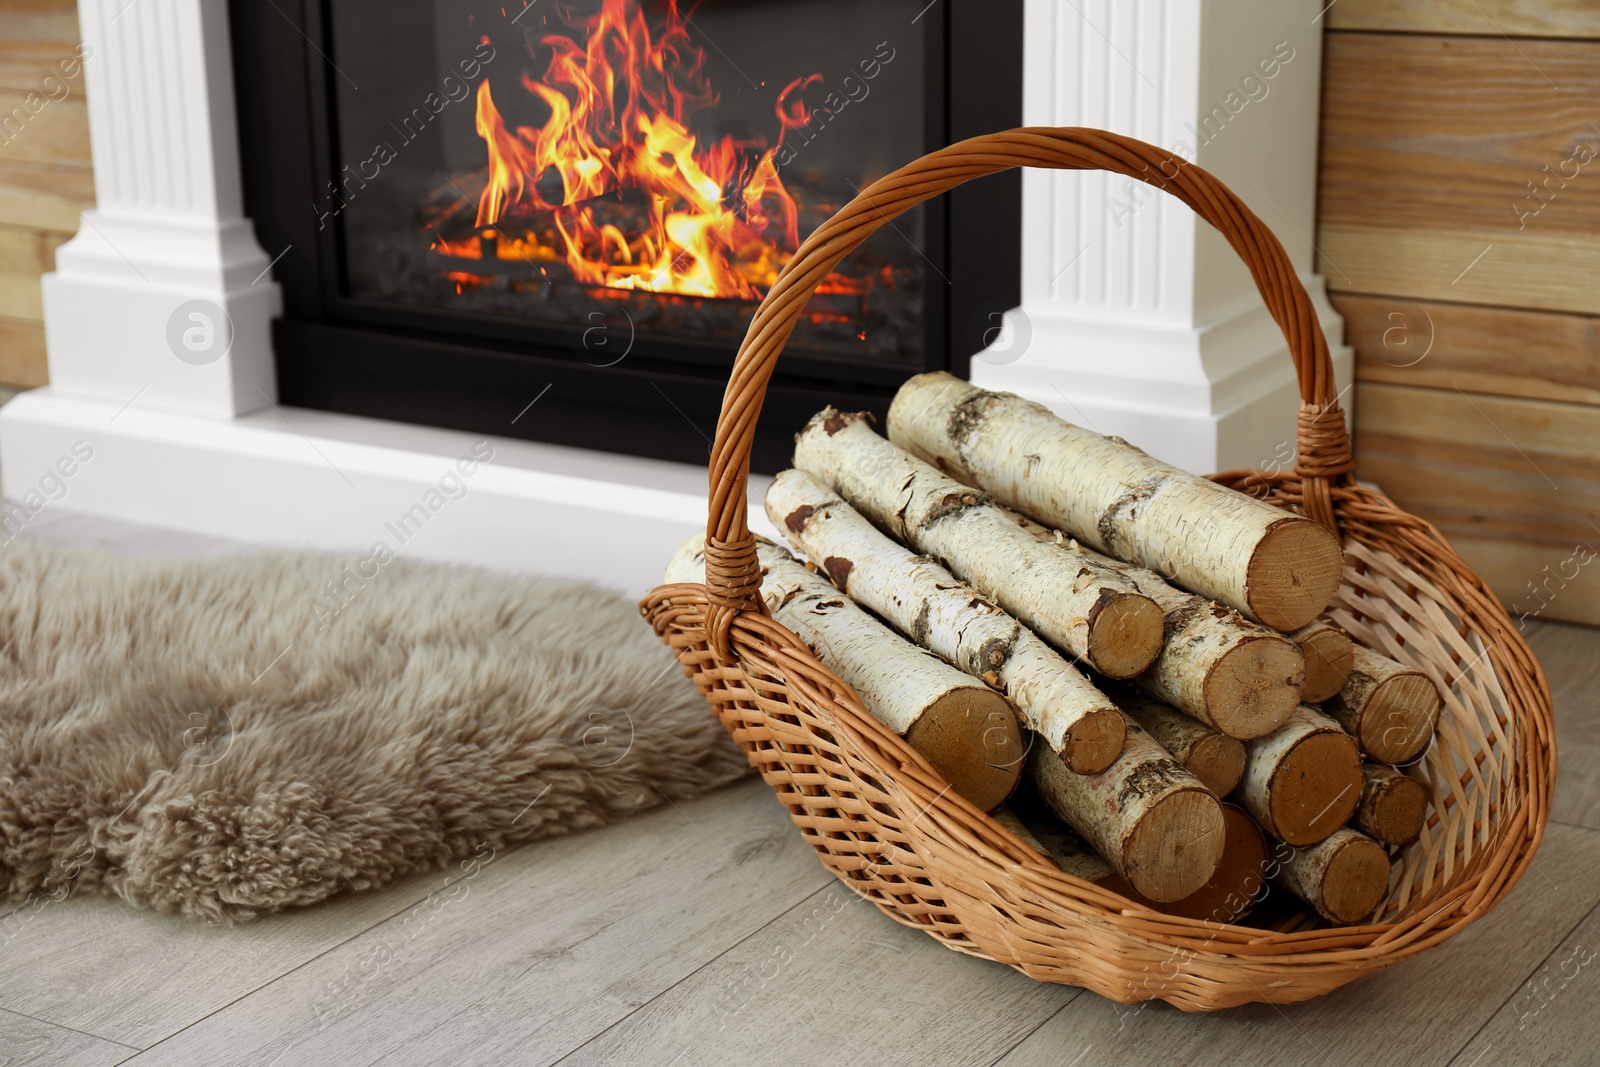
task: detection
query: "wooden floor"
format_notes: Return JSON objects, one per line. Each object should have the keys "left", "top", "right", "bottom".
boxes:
{"left": 3, "top": 510, "right": 1598, "bottom": 1067}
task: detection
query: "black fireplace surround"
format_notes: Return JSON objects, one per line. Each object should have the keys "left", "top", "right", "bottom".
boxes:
{"left": 230, "top": 0, "right": 1021, "bottom": 471}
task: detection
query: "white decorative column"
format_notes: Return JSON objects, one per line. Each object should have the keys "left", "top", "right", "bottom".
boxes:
{"left": 40, "top": 0, "right": 279, "bottom": 416}
{"left": 975, "top": 0, "right": 1350, "bottom": 474}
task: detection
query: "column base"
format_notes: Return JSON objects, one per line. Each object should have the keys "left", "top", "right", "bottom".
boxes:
{"left": 42, "top": 213, "right": 282, "bottom": 417}
{"left": 970, "top": 274, "right": 1351, "bottom": 474}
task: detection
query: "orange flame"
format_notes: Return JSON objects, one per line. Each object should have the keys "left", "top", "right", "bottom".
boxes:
{"left": 472, "top": 0, "right": 811, "bottom": 299}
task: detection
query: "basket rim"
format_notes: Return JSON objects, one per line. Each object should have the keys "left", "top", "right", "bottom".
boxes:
{"left": 643, "top": 475, "right": 1556, "bottom": 1007}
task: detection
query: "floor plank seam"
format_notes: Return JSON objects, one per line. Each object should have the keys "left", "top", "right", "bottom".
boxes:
{"left": 0, "top": 1005, "right": 142, "bottom": 1054}
{"left": 107, "top": 842, "right": 538, "bottom": 1061}
{"left": 1436, "top": 896, "right": 1600, "bottom": 1067}
{"left": 985, "top": 989, "right": 1086, "bottom": 1066}
{"left": 543, "top": 877, "right": 839, "bottom": 1067}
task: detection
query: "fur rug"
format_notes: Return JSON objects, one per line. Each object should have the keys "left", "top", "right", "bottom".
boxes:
{"left": 0, "top": 540, "right": 746, "bottom": 923}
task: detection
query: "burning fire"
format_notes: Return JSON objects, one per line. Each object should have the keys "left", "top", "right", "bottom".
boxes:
{"left": 469, "top": 0, "right": 815, "bottom": 299}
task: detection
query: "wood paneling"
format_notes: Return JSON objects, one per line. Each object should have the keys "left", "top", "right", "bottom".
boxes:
{"left": 0, "top": 162, "right": 88, "bottom": 231}
{"left": 0, "top": 90, "right": 90, "bottom": 169}
{"left": 0, "top": 0, "right": 83, "bottom": 95}
{"left": 1329, "top": 0, "right": 1600, "bottom": 39}
{"left": 0, "top": 316, "right": 49, "bottom": 386}
{"left": 1333, "top": 293, "right": 1600, "bottom": 406}
{"left": 0, "top": 224, "right": 64, "bottom": 321}
{"left": 1354, "top": 382, "right": 1600, "bottom": 625}
{"left": 1318, "top": 33, "right": 1600, "bottom": 315}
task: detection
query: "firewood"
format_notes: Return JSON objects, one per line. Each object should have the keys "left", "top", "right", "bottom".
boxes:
{"left": 1011, "top": 512, "right": 1304, "bottom": 740}
{"left": 1291, "top": 620, "right": 1355, "bottom": 703}
{"left": 1027, "top": 721, "right": 1224, "bottom": 902}
{"left": 1014, "top": 802, "right": 1265, "bottom": 924}
{"left": 1004, "top": 806, "right": 1131, "bottom": 892}
{"left": 1109, "top": 686, "right": 1246, "bottom": 797}
{"left": 1236, "top": 706, "right": 1363, "bottom": 846}
{"left": 791, "top": 408, "right": 1164, "bottom": 679}
{"left": 1326, "top": 645, "right": 1442, "bottom": 765}
{"left": 766, "top": 469, "right": 1124, "bottom": 773}
{"left": 886, "top": 372, "right": 1345, "bottom": 632}
{"left": 1272, "top": 827, "right": 1391, "bottom": 924}
{"left": 664, "top": 536, "right": 1023, "bottom": 810}
{"left": 1159, "top": 804, "right": 1269, "bottom": 924}
{"left": 1353, "top": 762, "right": 1429, "bottom": 847}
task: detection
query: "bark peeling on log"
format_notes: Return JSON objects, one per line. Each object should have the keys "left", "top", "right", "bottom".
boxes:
{"left": 1116, "top": 759, "right": 1189, "bottom": 813}
{"left": 1096, "top": 474, "right": 1166, "bottom": 557}
{"left": 823, "top": 555, "right": 853, "bottom": 590}
{"left": 784, "top": 505, "right": 816, "bottom": 533}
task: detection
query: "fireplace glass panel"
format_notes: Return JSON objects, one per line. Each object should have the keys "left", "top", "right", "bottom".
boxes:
{"left": 326, "top": 0, "right": 929, "bottom": 366}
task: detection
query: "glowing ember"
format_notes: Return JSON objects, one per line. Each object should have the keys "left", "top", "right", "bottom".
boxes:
{"left": 471, "top": 0, "right": 815, "bottom": 299}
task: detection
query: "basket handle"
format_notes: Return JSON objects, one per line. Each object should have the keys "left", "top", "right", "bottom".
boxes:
{"left": 702, "top": 126, "right": 1353, "bottom": 659}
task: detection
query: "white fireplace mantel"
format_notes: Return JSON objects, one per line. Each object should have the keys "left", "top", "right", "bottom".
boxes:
{"left": 3, "top": 0, "right": 1346, "bottom": 591}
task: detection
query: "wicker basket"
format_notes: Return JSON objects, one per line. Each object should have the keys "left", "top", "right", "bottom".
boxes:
{"left": 640, "top": 127, "right": 1556, "bottom": 1010}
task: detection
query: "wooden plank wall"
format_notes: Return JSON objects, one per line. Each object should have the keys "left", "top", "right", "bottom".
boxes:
{"left": 1322, "top": 1, "right": 1600, "bottom": 626}
{"left": 0, "top": 0, "right": 89, "bottom": 389}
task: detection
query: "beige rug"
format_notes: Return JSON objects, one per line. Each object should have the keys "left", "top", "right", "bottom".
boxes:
{"left": 0, "top": 540, "right": 747, "bottom": 923}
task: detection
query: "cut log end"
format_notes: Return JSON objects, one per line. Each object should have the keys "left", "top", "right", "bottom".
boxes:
{"left": 1296, "top": 623, "right": 1355, "bottom": 703}
{"left": 1158, "top": 805, "right": 1268, "bottom": 924}
{"left": 1120, "top": 788, "right": 1227, "bottom": 902}
{"left": 1062, "top": 707, "right": 1128, "bottom": 775}
{"left": 1245, "top": 519, "right": 1346, "bottom": 632}
{"left": 1317, "top": 834, "right": 1392, "bottom": 924}
{"left": 904, "top": 687, "right": 1025, "bottom": 812}
{"left": 1358, "top": 673, "right": 1443, "bottom": 764}
{"left": 1357, "top": 766, "right": 1430, "bottom": 847}
{"left": 1203, "top": 635, "right": 1305, "bottom": 739}
{"left": 1267, "top": 730, "right": 1363, "bottom": 846}
{"left": 1187, "top": 733, "right": 1248, "bottom": 798}
{"left": 1086, "top": 592, "right": 1165, "bottom": 679}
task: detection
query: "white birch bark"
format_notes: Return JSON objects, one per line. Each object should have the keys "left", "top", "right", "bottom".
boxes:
{"left": 765, "top": 468, "right": 1124, "bottom": 773}
{"left": 1010, "top": 511, "right": 1304, "bottom": 740}
{"left": 887, "top": 372, "right": 1346, "bottom": 632}
{"left": 791, "top": 409, "right": 1165, "bottom": 679}
{"left": 1326, "top": 645, "right": 1442, "bottom": 765}
{"left": 1291, "top": 620, "right": 1355, "bottom": 703}
{"left": 1111, "top": 687, "right": 1247, "bottom": 798}
{"left": 664, "top": 535, "right": 1023, "bottom": 810}
{"left": 1272, "top": 827, "right": 1391, "bottom": 924}
{"left": 1237, "top": 705, "right": 1362, "bottom": 846}
{"left": 1000, "top": 807, "right": 1126, "bottom": 889}
{"left": 1028, "top": 720, "right": 1224, "bottom": 902}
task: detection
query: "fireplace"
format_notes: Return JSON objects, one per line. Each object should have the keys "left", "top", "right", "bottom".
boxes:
{"left": 230, "top": 0, "right": 1022, "bottom": 471}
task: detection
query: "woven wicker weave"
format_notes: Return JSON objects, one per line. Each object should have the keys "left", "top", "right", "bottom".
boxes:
{"left": 640, "top": 127, "right": 1555, "bottom": 1009}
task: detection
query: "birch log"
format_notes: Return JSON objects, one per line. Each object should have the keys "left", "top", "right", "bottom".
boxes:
{"left": 887, "top": 372, "right": 1345, "bottom": 632}
{"left": 791, "top": 408, "right": 1165, "bottom": 679}
{"left": 1110, "top": 686, "right": 1247, "bottom": 798}
{"left": 1353, "top": 762, "right": 1429, "bottom": 847}
{"left": 1237, "top": 706, "right": 1363, "bottom": 846}
{"left": 766, "top": 469, "right": 1125, "bottom": 773}
{"left": 664, "top": 535, "right": 1024, "bottom": 810}
{"left": 1326, "top": 645, "right": 1442, "bottom": 765}
{"left": 1292, "top": 620, "right": 1355, "bottom": 703}
{"left": 1272, "top": 827, "right": 1391, "bottom": 924}
{"left": 1028, "top": 721, "right": 1224, "bottom": 902}
{"left": 1011, "top": 512, "right": 1304, "bottom": 740}
{"left": 1016, "top": 803, "right": 1264, "bottom": 924}
{"left": 1158, "top": 804, "right": 1268, "bottom": 924}
{"left": 1006, "top": 808, "right": 1132, "bottom": 892}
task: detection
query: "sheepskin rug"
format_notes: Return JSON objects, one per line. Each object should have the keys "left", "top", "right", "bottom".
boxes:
{"left": 0, "top": 539, "right": 747, "bottom": 923}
